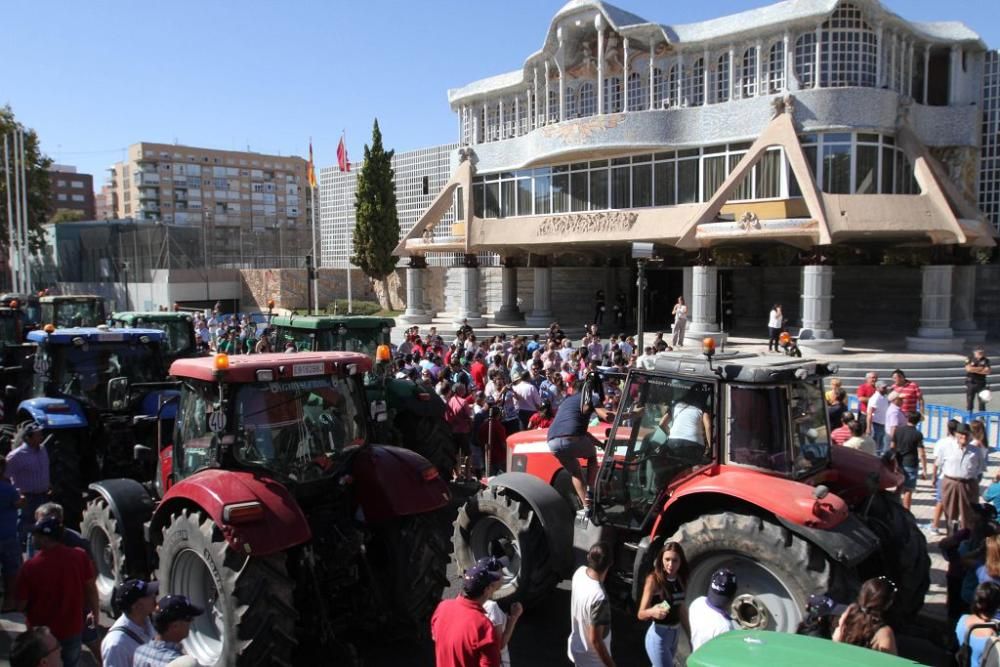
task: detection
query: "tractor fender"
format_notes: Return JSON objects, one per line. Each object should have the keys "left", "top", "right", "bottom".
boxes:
{"left": 88, "top": 478, "right": 157, "bottom": 578}
{"left": 381, "top": 378, "right": 446, "bottom": 418}
{"left": 350, "top": 444, "right": 450, "bottom": 523}
{"left": 139, "top": 390, "right": 179, "bottom": 420}
{"left": 18, "top": 397, "right": 88, "bottom": 429}
{"left": 487, "top": 472, "right": 575, "bottom": 579}
{"left": 775, "top": 513, "right": 880, "bottom": 567}
{"left": 149, "top": 469, "right": 311, "bottom": 557}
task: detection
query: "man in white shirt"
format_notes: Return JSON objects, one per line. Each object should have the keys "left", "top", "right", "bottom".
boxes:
{"left": 510, "top": 369, "right": 542, "bottom": 428}
{"left": 688, "top": 568, "right": 737, "bottom": 652}
{"left": 568, "top": 543, "right": 615, "bottom": 666}
{"left": 101, "top": 578, "right": 158, "bottom": 667}
{"left": 865, "top": 381, "right": 890, "bottom": 456}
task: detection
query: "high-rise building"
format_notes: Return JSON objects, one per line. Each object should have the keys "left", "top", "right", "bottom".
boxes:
{"left": 94, "top": 183, "right": 115, "bottom": 221}
{"left": 981, "top": 50, "right": 1000, "bottom": 231}
{"left": 108, "top": 142, "right": 313, "bottom": 267}
{"left": 319, "top": 143, "right": 459, "bottom": 268}
{"left": 48, "top": 165, "right": 95, "bottom": 220}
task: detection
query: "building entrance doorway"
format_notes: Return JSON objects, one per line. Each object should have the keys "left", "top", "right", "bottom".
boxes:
{"left": 641, "top": 266, "right": 684, "bottom": 331}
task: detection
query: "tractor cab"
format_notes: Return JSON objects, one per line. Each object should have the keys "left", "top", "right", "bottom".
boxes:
{"left": 271, "top": 315, "right": 393, "bottom": 358}
{"left": 110, "top": 312, "right": 200, "bottom": 373}
{"left": 40, "top": 294, "right": 108, "bottom": 329}
{"left": 0, "top": 293, "right": 40, "bottom": 336}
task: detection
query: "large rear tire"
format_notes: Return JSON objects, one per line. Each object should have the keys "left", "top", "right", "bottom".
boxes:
{"left": 861, "top": 491, "right": 930, "bottom": 620}
{"left": 398, "top": 414, "right": 456, "bottom": 480}
{"left": 81, "top": 498, "right": 127, "bottom": 614}
{"left": 453, "top": 486, "right": 560, "bottom": 607}
{"left": 157, "top": 509, "right": 298, "bottom": 667}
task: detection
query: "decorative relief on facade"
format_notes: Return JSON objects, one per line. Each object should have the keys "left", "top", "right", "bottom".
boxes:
{"left": 770, "top": 94, "right": 796, "bottom": 119}
{"left": 737, "top": 211, "right": 761, "bottom": 231}
{"left": 929, "top": 146, "right": 979, "bottom": 204}
{"left": 540, "top": 113, "right": 623, "bottom": 140}
{"left": 536, "top": 211, "right": 638, "bottom": 236}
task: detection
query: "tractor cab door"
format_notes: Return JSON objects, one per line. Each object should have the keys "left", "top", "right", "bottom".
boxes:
{"left": 596, "top": 371, "right": 717, "bottom": 530}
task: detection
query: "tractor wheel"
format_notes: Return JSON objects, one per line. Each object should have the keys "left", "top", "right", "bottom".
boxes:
{"left": 453, "top": 485, "right": 560, "bottom": 606}
{"left": 369, "top": 512, "right": 450, "bottom": 638}
{"left": 81, "top": 498, "right": 127, "bottom": 614}
{"left": 398, "top": 414, "right": 456, "bottom": 480}
{"left": 861, "top": 491, "right": 930, "bottom": 620}
{"left": 49, "top": 430, "right": 85, "bottom": 528}
{"left": 668, "top": 512, "right": 830, "bottom": 645}
{"left": 157, "top": 509, "right": 298, "bottom": 667}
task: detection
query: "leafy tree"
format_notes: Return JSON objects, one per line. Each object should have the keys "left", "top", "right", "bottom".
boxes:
{"left": 0, "top": 105, "right": 52, "bottom": 251}
{"left": 352, "top": 119, "right": 399, "bottom": 308}
{"left": 51, "top": 209, "right": 85, "bottom": 223}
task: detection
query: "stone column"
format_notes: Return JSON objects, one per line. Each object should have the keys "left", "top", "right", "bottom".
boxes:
{"left": 684, "top": 265, "right": 726, "bottom": 347}
{"left": 399, "top": 258, "right": 431, "bottom": 325}
{"left": 797, "top": 264, "right": 845, "bottom": 354}
{"left": 952, "top": 264, "right": 986, "bottom": 343}
{"left": 493, "top": 262, "right": 523, "bottom": 324}
{"left": 596, "top": 15, "right": 605, "bottom": 115}
{"left": 649, "top": 41, "right": 656, "bottom": 110}
{"left": 906, "top": 265, "right": 964, "bottom": 352}
{"left": 451, "top": 256, "right": 486, "bottom": 328}
{"left": 525, "top": 265, "right": 553, "bottom": 327}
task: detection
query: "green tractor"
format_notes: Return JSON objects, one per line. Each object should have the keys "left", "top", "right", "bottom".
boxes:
{"left": 270, "top": 315, "right": 456, "bottom": 478}
{"left": 40, "top": 294, "right": 108, "bottom": 328}
{"left": 110, "top": 312, "right": 201, "bottom": 374}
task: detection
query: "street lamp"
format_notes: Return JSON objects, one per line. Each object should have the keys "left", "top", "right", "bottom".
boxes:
{"left": 631, "top": 242, "right": 654, "bottom": 352}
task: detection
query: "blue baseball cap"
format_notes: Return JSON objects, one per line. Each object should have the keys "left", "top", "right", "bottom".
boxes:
{"left": 462, "top": 561, "right": 503, "bottom": 597}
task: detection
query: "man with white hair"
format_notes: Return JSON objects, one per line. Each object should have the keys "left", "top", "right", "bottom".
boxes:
{"left": 865, "top": 381, "right": 890, "bottom": 456}
{"left": 884, "top": 391, "right": 907, "bottom": 451}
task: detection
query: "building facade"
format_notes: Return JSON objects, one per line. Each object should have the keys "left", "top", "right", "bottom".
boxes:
{"left": 48, "top": 165, "right": 95, "bottom": 220}
{"left": 94, "top": 183, "right": 115, "bottom": 221}
{"left": 398, "top": 0, "right": 996, "bottom": 350}
{"left": 981, "top": 50, "right": 1000, "bottom": 232}
{"left": 108, "top": 142, "right": 313, "bottom": 267}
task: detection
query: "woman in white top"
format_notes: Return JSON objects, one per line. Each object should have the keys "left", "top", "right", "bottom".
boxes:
{"left": 767, "top": 304, "right": 783, "bottom": 352}
{"left": 671, "top": 297, "right": 688, "bottom": 348}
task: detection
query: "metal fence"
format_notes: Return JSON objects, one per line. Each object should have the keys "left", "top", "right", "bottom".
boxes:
{"left": 848, "top": 396, "right": 1000, "bottom": 445}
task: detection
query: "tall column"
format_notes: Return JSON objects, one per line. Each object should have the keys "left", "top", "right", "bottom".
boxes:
{"left": 704, "top": 47, "right": 712, "bottom": 102}
{"left": 907, "top": 41, "right": 914, "bottom": 98}
{"left": 783, "top": 32, "right": 792, "bottom": 92}
{"left": 728, "top": 46, "right": 736, "bottom": 101}
{"left": 649, "top": 41, "right": 656, "bottom": 110}
{"left": 949, "top": 46, "right": 961, "bottom": 105}
{"left": 814, "top": 24, "right": 822, "bottom": 89}
{"left": 557, "top": 27, "right": 566, "bottom": 122}
{"left": 922, "top": 45, "right": 930, "bottom": 104}
{"left": 754, "top": 41, "right": 762, "bottom": 97}
{"left": 596, "top": 15, "right": 605, "bottom": 115}
{"left": 889, "top": 32, "right": 897, "bottom": 91}
{"left": 906, "top": 265, "right": 964, "bottom": 352}
{"left": 525, "top": 263, "right": 553, "bottom": 327}
{"left": 494, "top": 260, "right": 523, "bottom": 324}
{"left": 797, "top": 265, "right": 844, "bottom": 354}
{"left": 400, "top": 258, "right": 431, "bottom": 325}
{"left": 544, "top": 61, "right": 551, "bottom": 125}
{"left": 685, "top": 265, "right": 726, "bottom": 347}
{"left": 952, "top": 264, "right": 986, "bottom": 343}
{"left": 623, "top": 37, "right": 630, "bottom": 111}
{"left": 874, "top": 23, "right": 883, "bottom": 87}
{"left": 451, "top": 255, "right": 486, "bottom": 328}
{"left": 533, "top": 66, "right": 541, "bottom": 128}
{"left": 678, "top": 53, "right": 685, "bottom": 106}
{"left": 498, "top": 98, "right": 505, "bottom": 140}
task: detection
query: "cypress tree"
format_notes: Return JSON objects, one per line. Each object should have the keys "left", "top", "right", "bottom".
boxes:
{"left": 352, "top": 119, "right": 399, "bottom": 307}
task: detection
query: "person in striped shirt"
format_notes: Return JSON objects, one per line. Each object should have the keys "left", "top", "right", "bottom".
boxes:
{"left": 5, "top": 423, "right": 49, "bottom": 550}
{"left": 891, "top": 369, "right": 923, "bottom": 416}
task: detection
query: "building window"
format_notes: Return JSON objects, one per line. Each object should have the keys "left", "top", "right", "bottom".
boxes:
{"left": 487, "top": 104, "right": 500, "bottom": 142}
{"left": 821, "top": 2, "right": 877, "bottom": 88}
{"left": 502, "top": 100, "right": 515, "bottom": 137}
{"left": 741, "top": 47, "right": 758, "bottom": 98}
{"left": 57, "top": 180, "right": 66, "bottom": 187}
{"left": 715, "top": 55, "right": 730, "bottom": 103}
{"left": 652, "top": 67, "right": 666, "bottom": 108}
{"left": 766, "top": 41, "right": 785, "bottom": 93}
{"left": 549, "top": 89, "right": 560, "bottom": 122}
{"left": 565, "top": 88, "right": 578, "bottom": 119}
{"left": 57, "top": 193, "right": 67, "bottom": 201}
{"left": 627, "top": 72, "right": 644, "bottom": 111}
{"left": 579, "top": 83, "right": 596, "bottom": 117}
{"left": 71, "top": 180, "right": 84, "bottom": 189}
{"left": 795, "top": 33, "right": 817, "bottom": 88}
{"left": 666, "top": 65, "right": 679, "bottom": 107}
{"left": 517, "top": 95, "right": 528, "bottom": 135}
{"left": 685, "top": 58, "right": 705, "bottom": 106}
{"left": 605, "top": 77, "right": 623, "bottom": 113}
{"left": 422, "top": 176, "right": 429, "bottom": 196}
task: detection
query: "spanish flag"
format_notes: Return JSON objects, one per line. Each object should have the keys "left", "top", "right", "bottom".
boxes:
{"left": 308, "top": 139, "right": 317, "bottom": 188}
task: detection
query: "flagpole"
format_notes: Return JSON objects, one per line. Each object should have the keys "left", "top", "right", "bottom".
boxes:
{"left": 310, "top": 183, "right": 318, "bottom": 315}
{"left": 344, "top": 130, "right": 352, "bottom": 314}
{"left": 18, "top": 130, "right": 31, "bottom": 293}
{"left": 11, "top": 131, "right": 23, "bottom": 293}
{"left": 3, "top": 135, "right": 15, "bottom": 292}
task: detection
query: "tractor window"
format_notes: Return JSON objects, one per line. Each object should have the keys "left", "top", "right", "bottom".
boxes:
{"left": 51, "top": 342, "right": 161, "bottom": 410}
{"left": 277, "top": 328, "right": 318, "bottom": 352}
{"left": 173, "top": 380, "right": 218, "bottom": 479}
{"left": 233, "top": 376, "right": 365, "bottom": 481}
{"left": 727, "top": 386, "right": 791, "bottom": 474}
{"left": 597, "top": 373, "right": 716, "bottom": 528}
{"left": 155, "top": 321, "right": 195, "bottom": 355}
{"left": 337, "top": 330, "right": 382, "bottom": 357}
{"left": 46, "top": 300, "right": 105, "bottom": 328}
{"left": 789, "top": 380, "right": 831, "bottom": 476}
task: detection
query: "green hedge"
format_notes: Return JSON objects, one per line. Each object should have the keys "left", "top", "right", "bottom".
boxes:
{"left": 325, "top": 299, "right": 382, "bottom": 315}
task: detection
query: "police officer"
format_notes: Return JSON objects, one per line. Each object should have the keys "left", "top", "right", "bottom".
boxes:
{"left": 965, "top": 346, "right": 992, "bottom": 412}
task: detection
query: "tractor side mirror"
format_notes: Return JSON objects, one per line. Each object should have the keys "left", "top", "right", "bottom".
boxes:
{"left": 133, "top": 444, "right": 153, "bottom": 461}
{"left": 370, "top": 400, "right": 388, "bottom": 423}
{"left": 108, "top": 376, "right": 130, "bottom": 410}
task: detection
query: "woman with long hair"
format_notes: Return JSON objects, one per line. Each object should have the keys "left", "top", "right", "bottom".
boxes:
{"left": 832, "top": 577, "right": 898, "bottom": 654}
{"left": 637, "top": 542, "right": 690, "bottom": 667}
{"left": 957, "top": 582, "right": 1000, "bottom": 666}
{"left": 977, "top": 534, "right": 1000, "bottom": 587}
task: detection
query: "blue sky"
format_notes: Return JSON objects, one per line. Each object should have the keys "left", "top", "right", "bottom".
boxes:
{"left": 3, "top": 0, "right": 997, "bottom": 188}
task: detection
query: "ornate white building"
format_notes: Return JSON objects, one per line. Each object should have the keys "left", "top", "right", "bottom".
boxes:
{"left": 397, "top": 0, "right": 997, "bottom": 351}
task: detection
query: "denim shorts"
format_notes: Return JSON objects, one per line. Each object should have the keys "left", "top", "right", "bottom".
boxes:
{"left": 548, "top": 434, "right": 598, "bottom": 463}
{"left": 0, "top": 537, "right": 20, "bottom": 578}
{"left": 902, "top": 465, "right": 919, "bottom": 491}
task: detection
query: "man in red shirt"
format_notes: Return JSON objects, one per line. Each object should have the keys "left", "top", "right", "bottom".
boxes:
{"left": 15, "top": 517, "right": 98, "bottom": 667}
{"left": 855, "top": 372, "right": 877, "bottom": 429}
{"left": 431, "top": 561, "right": 502, "bottom": 667}
{"left": 891, "top": 369, "right": 923, "bottom": 416}
{"left": 830, "top": 413, "right": 855, "bottom": 446}
{"left": 470, "top": 352, "right": 488, "bottom": 391}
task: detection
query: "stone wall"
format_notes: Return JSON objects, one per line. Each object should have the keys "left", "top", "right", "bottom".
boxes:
{"left": 240, "top": 268, "right": 377, "bottom": 311}
{"left": 975, "top": 265, "right": 1000, "bottom": 339}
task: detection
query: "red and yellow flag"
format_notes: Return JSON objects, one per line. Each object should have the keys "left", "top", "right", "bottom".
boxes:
{"left": 308, "top": 139, "right": 317, "bottom": 187}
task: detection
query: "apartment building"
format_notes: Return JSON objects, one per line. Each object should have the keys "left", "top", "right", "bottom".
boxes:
{"left": 48, "top": 165, "right": 95, "bottom": 219}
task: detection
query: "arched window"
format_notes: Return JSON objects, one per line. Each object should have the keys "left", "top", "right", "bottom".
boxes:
{"left": 795, "top": 33, "right": 817, "bottom": 88}
{"left": 548, "top": 89, "right": 559, "bottom": 123}
{"left": 604, "top": 76, "right": 623, "bottom": 113}
{"left": 487, "top": 103, "right": 500, "bottom": 141}
{"left": 652, "top": 67, "right": 666, "bottom": 108}
{"left": 627, "top": 72, "right": 645, "bottom": 111}
{"left": 821, "top": 2, "right": 877, "bottom": 87}
{"left": 565, "top": 87, "right": 578, "bottom": 119}
{"left": 766, "top": 42, "right": 785, "bottom": 93}
{"left": 685, "top": 57, "right": 705, "bottom": 106}
{"left": 666, "top": 65, "right": 679, "bottom": 107}
{"left": 715, "top": 54, "right": 730, "bottom": 103}
{"left": 741, "top": 47, "right": 757, "bottom": 98}
{"left": 579, "top": 83, "right": 596, "bottom": 117}
{"left": 516, "top": 95, "right": 528, "bottom": 135}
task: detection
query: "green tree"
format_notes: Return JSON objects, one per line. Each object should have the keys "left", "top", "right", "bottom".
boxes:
{"left": 352, "top": 119, "right": 399, "bottom": 309}
{"left": 0, "top": 105, "right": 52, "bottom": 252}
{"left": 51, "top": 209, "right": 85, "bottom": 223}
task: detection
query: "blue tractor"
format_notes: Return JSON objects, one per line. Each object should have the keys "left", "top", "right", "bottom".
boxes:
{"left": 16, "top": 327, "right": 179, "bottom": 526}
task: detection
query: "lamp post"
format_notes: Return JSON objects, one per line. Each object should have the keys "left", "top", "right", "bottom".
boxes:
{"left": 632, "top": 242, "right": 654, "bottom": 353}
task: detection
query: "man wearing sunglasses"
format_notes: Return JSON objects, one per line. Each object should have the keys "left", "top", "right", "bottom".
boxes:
{"left": 132, "top": 595, "right": 204, "bottom": 667}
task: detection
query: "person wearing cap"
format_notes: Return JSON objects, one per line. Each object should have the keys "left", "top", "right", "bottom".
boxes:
{"left": 687, "top": 568, "right": 737, "bottom": 651}
{"left": 568, "top": 542, "right": 615, "bottom": 666}
{"left": 101, "top": 579, "right": 158, "bottom": 667}
{"left": 889, "top": 411, "right": 927, "bottom": 511}
{"left": 939, "top": 422, "right": 988, "bottom": 531}
{"left": 10, "top": 626, "right": 61, "bottom": 667}
{"left": 796, "top": 593, "right": 848, "bottom": 639}
{"left": 478, "top": 557, "right": 522, "bottom": 667}
{"left": 865, "top": 381, "right": 890, "bottom": 456}
{"left": 883, "top": 391, "right": 907, "bottom": 451}
{"left": 133, "top": 595, "right": 204, "bottom": 667}
{"left": 6, "top": 422, "right": 49, "bottom": 550}
{"left": 510, "top": 368, "right": 542, "bottom": 429}
{"left": 431, "top": 561, "right": 502, "bottom": 667}
{"left": 13, "top": 517, "right": 97, "bottom": 667}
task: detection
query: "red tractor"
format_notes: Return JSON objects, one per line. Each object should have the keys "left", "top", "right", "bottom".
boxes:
{"left": 454, "top": 349, "right": 927, "bottom": 642}
{"left": 82, "top": 352, "right": 451, "bottom": 665}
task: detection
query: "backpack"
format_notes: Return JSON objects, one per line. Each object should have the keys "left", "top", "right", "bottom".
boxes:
{"left": 958, "top": 621, "right": 1000, "bottom": 667}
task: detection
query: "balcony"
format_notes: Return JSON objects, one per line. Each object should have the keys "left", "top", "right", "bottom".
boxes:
{"left": 135, "top": 173, "right": 160, "bottom": 186}
{"left": 139, "top": 190, "right": 159, "bottom": 200}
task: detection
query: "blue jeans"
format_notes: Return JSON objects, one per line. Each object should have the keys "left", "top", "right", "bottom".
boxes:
{"left": 871, "top": 423, "right": 885, "bottom": 456}
{"left": 60, "top": 634, "right": 82, "bottom": 667}
{"left": 645, "top": 623, "right": 679, "bottom": 667}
